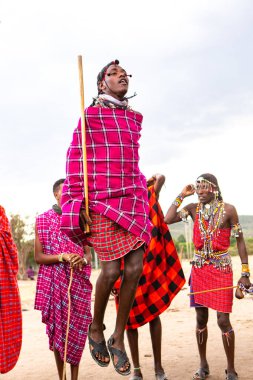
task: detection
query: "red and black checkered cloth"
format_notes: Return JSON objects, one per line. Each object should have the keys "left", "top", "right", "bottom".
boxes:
{"left": 113, "top": 186, "right": 185, "bottom": 329}
{"left": 0, "top": 206, "right": 22, "bottom": 374}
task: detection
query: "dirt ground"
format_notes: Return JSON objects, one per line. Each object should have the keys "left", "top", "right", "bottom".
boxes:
{"left": 3, "top": 256, "right": 253, "bottom": 380}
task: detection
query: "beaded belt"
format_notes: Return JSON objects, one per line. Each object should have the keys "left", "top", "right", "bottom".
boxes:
{"left": 194, "top": 249, "right": 228, "bottom": 258}
{"left": 191, "top": 250, "right": 232, "bottom": 270}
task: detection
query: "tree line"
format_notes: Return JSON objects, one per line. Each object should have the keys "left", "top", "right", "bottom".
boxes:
{"left": 9, "top": 215, "right": 253, "bottom": 279}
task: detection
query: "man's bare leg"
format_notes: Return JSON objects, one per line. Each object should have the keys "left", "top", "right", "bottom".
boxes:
{"left": 195, "top": 308, "right": 209, "bottom": 372}
{"left": 127, "top": 328, "right": 143, "bottom": 378}
{"left": 109, "top": 247, "right": 144, "bottom": 371}
{"left": 149, "top": 316, "right": 166, "bottom": 377}
{"left": 70, "top": 364, "right": 79, "bottom": 380}
{"left": 53, "top": 348, "right": 65, "bottom": 380}
{"left": 89, "top": 259, "right": 121, "bottom": 363}
{"left": 217, "top": 312, "right": 237, "bottom": 377}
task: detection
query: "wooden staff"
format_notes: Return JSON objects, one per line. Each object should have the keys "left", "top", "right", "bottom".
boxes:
{"left": 62, "top": 267, "right": 74, "bottom": 380}
{"left": 78, "top": 55, "right": 90, "bottom": 233}
{"left": 187, "top": 285, "right": 238, "bottom": 296}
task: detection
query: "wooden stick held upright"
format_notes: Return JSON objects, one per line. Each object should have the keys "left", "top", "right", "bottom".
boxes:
{"left": 78, "top": 55, "right": 90, "bottom": 233}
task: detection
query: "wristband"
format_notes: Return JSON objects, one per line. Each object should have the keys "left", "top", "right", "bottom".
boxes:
{"left": 58, "top": 253, "right": 64, "bottom": 262}
{"left": 241, "top": 272, "right": 250, "bottom": 278}
{"left": 172, "top": 194, "right": 184, "bottom": 208}
{"left": 242, "top": 263, "right": 250, "bottom": 273}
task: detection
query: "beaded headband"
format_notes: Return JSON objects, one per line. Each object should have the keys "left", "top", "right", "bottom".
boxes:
{"left": 196, "top": 177, "right": 217, "bottom": 188}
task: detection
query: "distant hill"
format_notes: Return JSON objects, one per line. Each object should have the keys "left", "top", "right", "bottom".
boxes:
{"left": 169, "top": 215, "right": 253, "bottom": 239}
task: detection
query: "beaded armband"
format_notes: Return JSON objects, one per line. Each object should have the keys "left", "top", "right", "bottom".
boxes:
{"left": 231, "top": 223, "right": 242, "bottom": 238}
{"left": 172, "top": 194, "right": 184, "bottom": 208}
{"left": 179, "top": 208, "right": 189, "bottom": 223}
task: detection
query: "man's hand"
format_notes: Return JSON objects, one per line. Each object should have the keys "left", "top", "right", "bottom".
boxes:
{"left": 181, "top": 184, "right": 195, "bottom": 198}
{"left": 62, "top": 252, "right": 90, "bottom": 271}
{"left": 146, "top": 177, "right": 155, "bottom": 187}
{"left": 235, "top": 276, "right": 251, "bottom": 299}
{"left": 79, "top": 209, "right": 92, "bottom": 233}
{"left": 238, "top": 276, "right": 251, "bottom": 289}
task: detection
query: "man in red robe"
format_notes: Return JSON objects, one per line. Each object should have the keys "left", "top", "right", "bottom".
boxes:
{"left": 165, "top": 174, "right": 251, "bottom": 380}
{"left": 0, "top": 205, "right": 22, "bottom": 374}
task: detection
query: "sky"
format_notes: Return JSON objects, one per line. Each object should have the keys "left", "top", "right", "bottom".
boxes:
{"left": 1, "top": 0, "right": 253, "bottom": 221}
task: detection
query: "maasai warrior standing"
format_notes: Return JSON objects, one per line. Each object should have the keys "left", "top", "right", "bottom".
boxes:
{"left": 112, "top": 174, "right": 186, "bottom": 380}
{"left": 34, "top": 179, "right": 92, "bottom": 380}
{"left": 61, "top": 60, "right": 151, "bottom": 376}
{"left": 0, "top": 205, "right": 22, "bottom": 374}
{"left": 165, "top": 174, "right": 251, "bottom": 380}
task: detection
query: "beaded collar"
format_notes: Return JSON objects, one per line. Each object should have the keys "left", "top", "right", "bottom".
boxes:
{"left": 196, "top": 200, "right": 225, "bottom": 256}
{"left": 92, "top": 94, "right": 132, "bottom": 110}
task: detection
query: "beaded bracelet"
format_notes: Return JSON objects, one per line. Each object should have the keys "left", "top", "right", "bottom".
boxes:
{"left": 241, "top": 272, "right": 250, "bottom": 278}
{"left": 172, "top": 194, "right": 184, "bottom": 208}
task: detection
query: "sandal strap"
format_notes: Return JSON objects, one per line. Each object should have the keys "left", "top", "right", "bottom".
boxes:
{"left": 88, "top": 335, "right": 109, "bottom": 357}
{"left": 155, "top": 373, "right": 169, "bottom": 380}
{"left": 193, "top": 367, "right": 210, "bottom": 379}
{"left": 109, "top": 345, "right": 130, "bottom": 370}
{"left": 225, "top": 370, "right": 238, "bottom": 380}
{"left": 107, "top": 336, "right": 130, "bottom": 373}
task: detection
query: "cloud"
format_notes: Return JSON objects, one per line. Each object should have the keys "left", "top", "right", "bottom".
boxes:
{"left": 0, "top": 0, "right": 253, "bottom": 218}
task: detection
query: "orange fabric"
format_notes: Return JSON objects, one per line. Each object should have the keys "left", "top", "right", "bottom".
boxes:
{"left": 113, "top": 186, "right": 185, "bottom": 329}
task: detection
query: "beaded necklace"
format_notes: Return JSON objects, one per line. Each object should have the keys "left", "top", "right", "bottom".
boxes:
{"left": 197, "top": 200, "right": 224, "bottom": 256}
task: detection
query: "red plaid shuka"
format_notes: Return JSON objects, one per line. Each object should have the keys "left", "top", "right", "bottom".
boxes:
{"left": 61, "top": 107, "right": 151, "bottom": 248}
{"left": 190, "top": 265, "right": 233, "bottom": 313}
{"left": 0, "top": 206, "right": 22, "bottom": 374}
{"left": 113, "top": 186, "right": 185, "bottom": 329}
{"left": 87, "top": 212, "right": 144, "bottom": 261}
{"left": 190, "top": 213, "right": 233, "bottom": 313}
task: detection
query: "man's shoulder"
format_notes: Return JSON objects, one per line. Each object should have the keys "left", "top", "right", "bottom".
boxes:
{"left": 224, "top": 202, "right": 236, "bottom": 214}
{"left": 37, "top": 209, "right": 55, "bottom": 221}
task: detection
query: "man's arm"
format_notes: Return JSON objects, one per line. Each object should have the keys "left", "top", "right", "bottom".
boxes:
{"left": 34, "top": 224, "right": 89, "bottom": 269}
{"left": 147, "top": 173, "right": 165, "bottom": 198}
{"left": 228, "top": 204, "right": 251, "bottom": 288}
{"left": 164, "top": 184, "right": 195, "bottom": 224}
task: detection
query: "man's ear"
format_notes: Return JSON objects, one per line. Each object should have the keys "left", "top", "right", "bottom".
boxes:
{"left": 98, "top": 80, "right": 106, "bottom": 93}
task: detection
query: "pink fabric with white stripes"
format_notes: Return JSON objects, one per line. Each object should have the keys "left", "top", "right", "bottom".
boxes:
{"left": 34, "top": 209, "right": 92, "bottom": 365}
{"left": 61, "top": 107, "right": 151, "bottom": 246}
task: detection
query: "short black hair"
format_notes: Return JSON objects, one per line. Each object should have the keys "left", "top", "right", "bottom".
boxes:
{"left": 53, "top": 178, "right": 65, "bottom": 194}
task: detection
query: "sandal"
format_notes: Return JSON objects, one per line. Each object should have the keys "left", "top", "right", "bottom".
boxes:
{"left": 107, "top": 336, "right": 131, "bottom": 376}
{"left": 192, "top": 366, "right": 210, "bottom": 380}
{"left": 225, "top": 370, "right": 238, "bottom": 380}
{"left": 88, "top": 324, "right": 110, "bottom": 367}
{"left": 155, "top": 372, "right": 169, "bottom": 380}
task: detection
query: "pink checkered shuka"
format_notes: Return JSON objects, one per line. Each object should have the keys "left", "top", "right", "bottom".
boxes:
{"left": 61, "top": 107, "right": 152, "bottom": 248}
{"left": 34, "top": 209, "right": 92, "bottom": 365}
